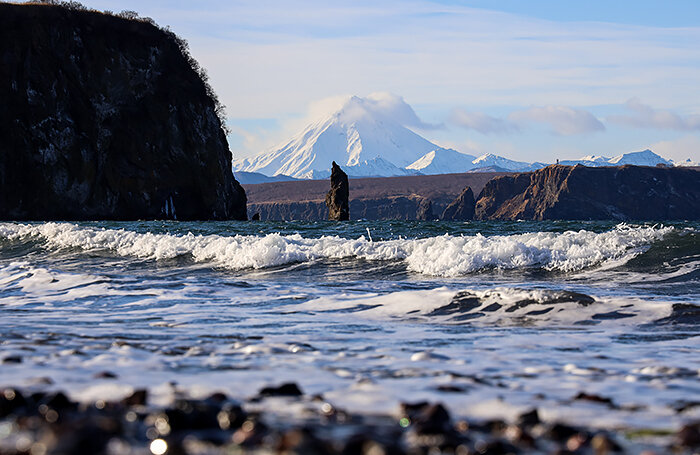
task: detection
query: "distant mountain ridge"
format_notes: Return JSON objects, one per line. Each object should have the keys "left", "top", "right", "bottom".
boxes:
{"left": 233, "top": 95, "right": 693, "bottom": 179}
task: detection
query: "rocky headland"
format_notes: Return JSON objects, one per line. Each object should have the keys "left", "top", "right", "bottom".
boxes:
{"left": 0, "top": 2, "right": 246, "bottom": 220}
{"left": 473, "top": 164, "right": 700, "bottom": 221}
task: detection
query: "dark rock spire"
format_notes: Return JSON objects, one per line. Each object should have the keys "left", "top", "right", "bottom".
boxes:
{"left": 325, "top": 161, "right": 349, "bottom": 221}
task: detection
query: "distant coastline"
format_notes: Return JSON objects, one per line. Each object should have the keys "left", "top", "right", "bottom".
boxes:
{"left": 246, "top": 165, "right": 700, "bottom": 221}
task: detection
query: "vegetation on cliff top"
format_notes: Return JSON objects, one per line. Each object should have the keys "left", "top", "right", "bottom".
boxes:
{"left": 21, "top": 0, "right": 230, "bottom": 135}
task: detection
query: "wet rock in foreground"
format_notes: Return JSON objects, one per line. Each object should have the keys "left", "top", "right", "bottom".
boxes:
{"left": 0, "top": 386, "right": 689, "bottom": 454}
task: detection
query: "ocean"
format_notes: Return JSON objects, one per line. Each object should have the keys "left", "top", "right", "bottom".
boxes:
{"left": 0, "top": 220, "right": 698, "bottom": 447}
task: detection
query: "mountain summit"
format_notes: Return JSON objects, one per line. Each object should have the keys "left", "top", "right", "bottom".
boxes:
{"left": 232, "top": 94, "right": 450, "bottom": 179}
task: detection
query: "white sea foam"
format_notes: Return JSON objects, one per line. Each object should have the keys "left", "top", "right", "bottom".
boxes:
{"left": 292, "top": 286, "right": 675, "bottom": 326}
{"left": 0, "top": 223, "right": 672, "bottom": 277}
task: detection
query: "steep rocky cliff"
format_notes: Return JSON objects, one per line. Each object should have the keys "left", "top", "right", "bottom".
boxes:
{"left": 474, "top": 173, "right": 531, "bottom": 220}
{"left": 247, "top": 195, "right": 435, "bottom": 221}
{"left": 441, "top": 186, "right": 475, "bottom": 220}
{"left": 475, "top": 165, "right": 700, "bottom": 220}
{"left": 325, "top": 162, "right": 349, "bottom": 221}
{"left": 0, "top": 3, "right": 246, "bottom": 220}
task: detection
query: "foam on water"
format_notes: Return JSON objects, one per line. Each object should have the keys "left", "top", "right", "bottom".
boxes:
{"left": 292, "top": 286, "right": 675, "bottom": 326}
{"left": 0, "top": 222, "right": 673, "bottom": 277}
{"left": 1, "top": 221, "right": 697, "bottom": 433}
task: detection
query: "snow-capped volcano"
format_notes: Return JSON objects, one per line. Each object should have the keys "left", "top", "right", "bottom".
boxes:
{"left": 233, "top": 94, "right": 446, "bottom": 179}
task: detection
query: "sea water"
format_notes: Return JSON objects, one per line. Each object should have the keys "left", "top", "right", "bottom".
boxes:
{"left": 0, "top": 220, "right": 698, "bottom": 432}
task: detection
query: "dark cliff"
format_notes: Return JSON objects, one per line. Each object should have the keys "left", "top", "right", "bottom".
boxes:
{"left": 442, "top": 186, "right": 475, "bottom": 220}
{"left": 325, "top": 162, "right": 349, "bottom": 221}
{"left": 243, "top": 172, "right": 509, "bottom": 221}
{"left": 0, "top": 3, "right": 246, "bottom": 220}
{"left": 475, "top": 165, "right": 700, "bottom": 220}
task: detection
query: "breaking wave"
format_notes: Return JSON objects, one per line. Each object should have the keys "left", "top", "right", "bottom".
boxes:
{"left": 0, "top": 222, "right": 673, "bottom": 277}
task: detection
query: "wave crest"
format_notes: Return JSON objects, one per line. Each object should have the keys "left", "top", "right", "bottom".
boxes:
{"left": 0, "top": 223, "right": 672, "bottom": 277}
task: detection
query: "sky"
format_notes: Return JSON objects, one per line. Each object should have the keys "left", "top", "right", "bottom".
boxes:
{"left": 70, "top": 1, "right": 700, "bottom": 163}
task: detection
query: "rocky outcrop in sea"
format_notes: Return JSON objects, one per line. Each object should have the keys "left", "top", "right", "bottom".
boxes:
{"left": 0, "top": 3, "right": 246, "bottom": 220}
{"left": 325, "top": 162, "right": 349, "bottom": 221}
{"left": 441, "top": 186, "right": 475, "bottom": 220}
{"left": 474, "top": 164, "right": 700, "bottom": 220}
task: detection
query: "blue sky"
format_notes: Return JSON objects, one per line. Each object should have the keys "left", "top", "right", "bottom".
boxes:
{"left": 74, "top": 1, "right": 700, "bottom": 163}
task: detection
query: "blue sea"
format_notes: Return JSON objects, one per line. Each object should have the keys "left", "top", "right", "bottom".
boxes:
{"left": 0, "top": 220, "right": 698, "bottom": 434}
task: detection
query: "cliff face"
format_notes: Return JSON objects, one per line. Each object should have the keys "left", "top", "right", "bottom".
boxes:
{"left": 0, "top": 3, "right": 246, "bottom": 220}
{"left": 442, "top": 186, "right": 475, "bottom": 220}
{"left": 247, "top": 195, "right": 435, "bottom": 221}
{"left": 474, "top": 173, "right": 531, "bottom": 220}
{"left": 475, "top": 165, "right": 700, "bottom": 220}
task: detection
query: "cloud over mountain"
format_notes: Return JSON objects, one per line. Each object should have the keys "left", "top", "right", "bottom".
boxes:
{"left": 450, "top": 109, "right": 519, "bottom": 135}
{"left": 451, "top": 105, "right": 604, "bottom": 136}
{"left": 608, "top": 99, "right": 700, "bottom": 131}
{"left": 509, "top": 106, "right": 605, "bottom": 135}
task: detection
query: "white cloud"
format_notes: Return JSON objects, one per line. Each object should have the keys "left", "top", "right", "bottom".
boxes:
{"left": 363, "top": 92, "right": 441, "bottom": 130}
{"left": 608, "top": 99, "right": 700, "bottom": 131}
{"left": 450, "top": 109, "right": 518, "bottom": 134}
{"left": 649, "top": 135, "right": 700, "bottom": 163}
{"left": 509, "top": 106, "right": 605, "bottom": 135}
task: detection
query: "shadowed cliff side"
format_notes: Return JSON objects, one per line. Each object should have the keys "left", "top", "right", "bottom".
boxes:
{"left": 475, "top": 165, "right": 700, "bottom": 220}
{"left": 326, "top": 162, "right": 349, "bottom": 221}
{"left": 0, "top": 3, "right": 246, "bottom": 220}
{"left": 442, "top": 186, "right": 475, "bottom": 220}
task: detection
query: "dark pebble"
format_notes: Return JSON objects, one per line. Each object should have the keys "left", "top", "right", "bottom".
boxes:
{"left": 93, "top": 371, "right": 119, "bottom": 379}
{"left": 341, "top": 434, "right": 405, "bottom": 455}
{"left": 436, "top": 384, "right": 469, "bottom": 393}
{"left": 474, "top": 438, "right": 520, "bottom": 454}
{"left": 232, "top": 419, "right": 268, "bottom": 447}
{"left": 574, "top": 392, "right": 616, "bottom": 407}
{"left": 411, "top": 403, "right": 451, "bottom": 435}
{"left": 675, "top": 421, "right": 700, "bottom": 448}
{"left": 547, "top": 423, "right": 584, "bottom": 442}
{"left": 0, "top": 388, "right": 28, "bottom": 417}
{"left": 121, "top": 389, "right": 147, "bottom": 406}
{"left": 2, "top": 355, "right": 22, "bottom": 364}
{"left": 259, "top": 382, "right": 303, "bottom": 397}
{"left": 516, "top": 408, "right": 540, "bottom": 427}
{"left": 41, "top": 391, "right": 76, "bottom": 412}
{"left": 276, "top": 427, "right": 330, "bottom": 454}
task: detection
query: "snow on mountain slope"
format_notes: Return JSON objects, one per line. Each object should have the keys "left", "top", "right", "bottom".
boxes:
{"left": 233, "top": 94, "right": 445, "bottom": 179}
{"left": 674, "top": 158, "right": 700, "bottom": 167}
{"left": 471, "top": 153, "right": 547, "bottom": 172}
{"left": 608, "top": 149, "right": 672, "bottom": 166}
{"left": 560, "top": 149, "right": 672, "bottom": 167}
{"left": 309, "top": 157, "right": 417, "bottom": 179}
{"left": 405, "top": 149, "right": 477, "bottom": 174}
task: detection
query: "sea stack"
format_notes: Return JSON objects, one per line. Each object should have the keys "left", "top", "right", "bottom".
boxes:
{"left": 325, "top": 161, "right": 349, "bottom": 221}
{"left": 441, "top": 186, "right": 475, "bottom": 220}
{"left": 0, "top": 3, "right": 247, "bottom": 221}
